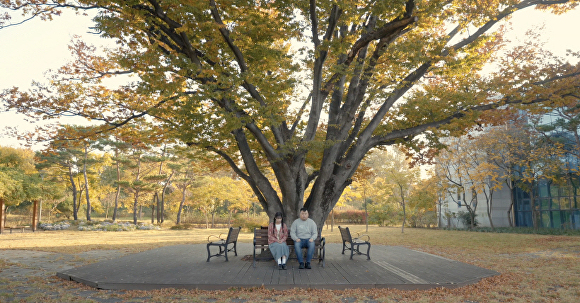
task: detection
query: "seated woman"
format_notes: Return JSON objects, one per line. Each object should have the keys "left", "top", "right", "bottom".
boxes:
{"left": 268, "top": 212, "right": 290, "bottom": 270}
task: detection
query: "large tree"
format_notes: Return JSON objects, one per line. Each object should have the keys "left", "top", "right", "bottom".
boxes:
{"left": 0, "top": 146, "right": 40, "bottom": 232}
{"left": 2, "top": 0, "right": 580, "bottom": 226}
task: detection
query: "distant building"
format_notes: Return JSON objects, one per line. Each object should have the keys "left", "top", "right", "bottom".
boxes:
{"left": 438, "top": 109, "right": 580, "bottom": 229}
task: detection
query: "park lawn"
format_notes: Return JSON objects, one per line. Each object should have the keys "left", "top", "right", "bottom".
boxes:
{"left": 1, "top": 225, "right": 579, "bottom": 302}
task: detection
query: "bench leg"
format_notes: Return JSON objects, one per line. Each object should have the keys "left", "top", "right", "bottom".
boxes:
{"left": 206, "top": 244, "right": 212, "bottom": 262}
{"left": 341, "top": 241, "right": 346, "bottom": 254}
{"left": 224, "top": 244, "right": 228, "bottom": 262}
{"left": 350, "top": 245, "right": 355, "bottom": 260}
{"left": 253, "top": 249, "right": 256, "bottom": 268}
{"left": 366, "top": 243, "right": 371, "bottom": 260}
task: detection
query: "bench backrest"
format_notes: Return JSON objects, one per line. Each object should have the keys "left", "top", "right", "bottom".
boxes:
{"left": 255, "top": 226, "right": 323, "bottom": 246}
{"left": 254, "top": 228, "right": 269, "bottom": 245}
{"left": 225, "top": 226, "right": 241, "bottom": 244}
{"left": 338, "top": 226, "right": 353, "bottom": 243}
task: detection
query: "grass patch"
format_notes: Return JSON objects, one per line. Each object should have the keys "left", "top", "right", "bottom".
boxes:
{"left": 446, "top": 226, "right": 580, "bottom": 236}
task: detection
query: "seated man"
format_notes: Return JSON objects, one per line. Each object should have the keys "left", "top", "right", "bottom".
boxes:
{"left": 290, "top": 207, "right": 317, "bottom": 269}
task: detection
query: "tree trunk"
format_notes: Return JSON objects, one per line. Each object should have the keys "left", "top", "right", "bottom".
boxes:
{"left": 486, "top": 189, "right": 495, "bottom": 231}
{"left": 156, "top": 192, "right": 160, "bottom": 223}
{"left": 69, "top": 165, "right": 78, "bottom": 221}
{"left": 160, "top": 194, "right": 164, "bottom": 224}
{"left": 32, "top": 200, "right": 38, "bottom": 232}
{"left": 151, "top": 193, "right": 156, "bottom": 224}
{"left": 0, "top": 198, "right": 4, "bottom": 234}
{"left": 133, "top": 191, "right": 140, "bottom": 225}
{"left": 400, "top": 185, "right": 406, "bottom": 234}
{"left": 2, "top": 206, "right": 6, "bottom": 229}
{"left": 530, "top": 180, "right": 539, "bottom": 230}
{"left": 112, "top": 148, "right": 121, "bottom": 222}
{"left": 438, "top": 198, "right": 443, "bottom": 228}
{"left": 365, "top": 199, "right": 369, "bottom": 233}
{"left": 466, "top": 192, "right": 477, "bottom": 229}
{"left": 176, "top": 187, "right": 187, "bottom": 224}
{"left": 157, "top": 146, "right": 166, "bottom": 224}
{"left": 38, "top": 200, "right": 42, "bottom": 223}
{"left": 506, "top": 178, "right": 515, "bottom": 227}
{"left": 83, "top": 144, "right": 91, "bottom": 221}
{"left": 228, "top": 125, "right": 366, "bottom": 228}
{"left": 159, "top": 172, "right": 173, "bottom": 224}
{"left": 76, "top": 182, "right": 83, "bottom": 219}
{"left": 331, "top": 209, "right": 334, "bottom": 232}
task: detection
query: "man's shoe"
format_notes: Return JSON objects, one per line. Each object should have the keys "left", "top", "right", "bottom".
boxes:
{"left": 299, "top": 262, "right": 305, "bottom": 269}
{"left": 306, "top": 262, "right": 311, "bottom": 269}
{"left": 282, "top": 264, "right": 287, "bottom": 270}
{"left": 278, "top": 264, "right": 283, "bottom": 270}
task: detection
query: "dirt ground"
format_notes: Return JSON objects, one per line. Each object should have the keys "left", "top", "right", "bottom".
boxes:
{"left": 0, "top": 248, "right": 137, "bottom": 302}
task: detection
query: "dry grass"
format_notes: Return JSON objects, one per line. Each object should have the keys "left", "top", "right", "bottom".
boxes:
{"left": 0, "top": 228, "right": 256, "bottom": 254}
{"left": 1, "top": 225, "right": 580, "bottom": 302}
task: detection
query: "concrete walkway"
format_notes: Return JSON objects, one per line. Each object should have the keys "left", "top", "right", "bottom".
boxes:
{"left": 57, "top": 243, "right": 498, "bottom": 291}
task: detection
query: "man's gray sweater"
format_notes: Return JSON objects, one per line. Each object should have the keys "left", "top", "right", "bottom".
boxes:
{"left": 290, "top": 218, "right": 318, "bottom": 241}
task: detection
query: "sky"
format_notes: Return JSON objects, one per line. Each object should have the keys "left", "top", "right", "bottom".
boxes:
{"left": 1, "top": 6, "right": 580, "bottom": 150}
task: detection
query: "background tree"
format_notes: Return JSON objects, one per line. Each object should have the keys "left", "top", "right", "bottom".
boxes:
{"left": 512, "top": 129, "right": 566, "bottom": 229}
{"left": 171, "top": 163, "right": 196, "bottom": 225}
{"left": 2, "top": 0, "right": 580, "bottom": 226}
{"left": 221, "top": 177, "right": 254, "bottom": 228}
{"left": 464, "top": 138, "right": 503, "bottom": 230}
{"left": 35, "top": 165, "right": 66, "bottom": 223}
{"left": 0, "top": 147, "right": 55, "bottom": 231}
{"left": 190, "top": 176, "right": 224, "bottom": 229}
{"left": 100, "top": 128, "right": 138, "bottom": 222}
{"left": 365, "top": 148, "right": 420, "bottom": 232}
{"left": 530, "top": 102, "right": 580, "bottom": 209}
{"left": 0, "top": 147, "right": 36, "bottom": 231}
{"left": 114, "top": 126, "right": 165, "bottom": 225}
{"left": 35, "top": 134, "right": 85, "bottom": 220}
{"left": 479, "top": 120, "right": 529, "bottom": 227}
{"left": 434, "top": 137, "right": 480, "bottom": 228}
{"left": 406, "top": 176, "right": 438, "bottom": 228}
{"left": 332, "top": 182, "right": 363, "bottom": 231}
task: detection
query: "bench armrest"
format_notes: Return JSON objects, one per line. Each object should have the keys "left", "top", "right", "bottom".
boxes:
{"left": 207, "top": 233, "right": 226, "bottom": 243}
{"left": 355, "top": 232, "right": 370, "bottom": 242}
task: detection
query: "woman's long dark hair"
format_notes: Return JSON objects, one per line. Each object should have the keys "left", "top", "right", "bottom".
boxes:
{"left": 272, "top": 212, "right": 284, "bottom": 226}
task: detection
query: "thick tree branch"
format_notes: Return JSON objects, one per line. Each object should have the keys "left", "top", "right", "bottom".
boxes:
{"left": 321, "top": 15, "right": 417, "bottom": 98}
{"left": 446, "top": 0, "right": 570, "bottom": 54}
{"left": 309, "top": 0, "right": 320, "bottom": 48}
{"left": 231, "top": 128, "right": 283, "bottom": 210}
{"left": 208, "top": 0, "right": 286, "bottom": 146}
{"left": 368, "top": 85, "right": 580, "bottom": 148}
{"left": 290, "top": 92, "right": 311, "bottom": 136}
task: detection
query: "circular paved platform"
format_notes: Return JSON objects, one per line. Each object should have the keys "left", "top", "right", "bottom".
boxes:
{"left": 57, "top": 243, "right": 498, "bottom": 290}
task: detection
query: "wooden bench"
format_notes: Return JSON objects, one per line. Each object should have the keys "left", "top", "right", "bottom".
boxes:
{"left": 8, "top": 226, "right": 30, "bottom": 233}
{"left": 338, "top": 226, "right": 371, "bottom": 260}
{"left": 206, "top": 226, "right": 241, "bottom": 262}
{"left": 253, "top": 226, "right": 325, "bottom": 267}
